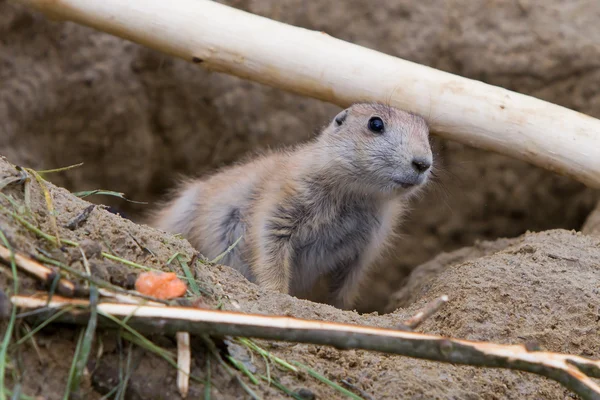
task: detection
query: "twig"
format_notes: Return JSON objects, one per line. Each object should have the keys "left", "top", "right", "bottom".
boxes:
{"left": 176, "top": 332, "right": 191, "bottom": 398}
{"left": 65, "top": 205, "right": 95, "bottom": 230}
{"left": 0, "top": 243, "right": 78, "bottom": 297}
{"left": 9, "top": 294, "right": 600, "bottom": 400}
{"left": 340, "top": 379, "right": 374, "bottom": 400}
{"left": 398, "top": 295, "right": 449, "bottom": 331}
{"left": 34, "top": 253, "right": 170, "bottom": 305}
{"left": 0, "top": 244, "right": 166, "bottom": 305}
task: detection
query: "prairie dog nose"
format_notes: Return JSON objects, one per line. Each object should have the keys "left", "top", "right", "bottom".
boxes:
{"left": 412, "top": 157, "right": 432, "bottom": 173}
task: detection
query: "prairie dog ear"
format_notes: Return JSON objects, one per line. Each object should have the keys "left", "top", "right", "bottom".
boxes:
{"left": 334, "top": 109, "right": 348, "bottom": 126}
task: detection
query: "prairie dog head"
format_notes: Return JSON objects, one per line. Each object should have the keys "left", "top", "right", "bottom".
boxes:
{"left": 317, "top": 103, "right": 433, "bottom": 196}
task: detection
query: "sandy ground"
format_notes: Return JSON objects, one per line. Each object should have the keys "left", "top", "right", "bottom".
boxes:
{"left": 1, "top": 156, "right": 599, "bottom": 399}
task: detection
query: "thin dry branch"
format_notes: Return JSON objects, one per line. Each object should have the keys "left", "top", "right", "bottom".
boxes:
{"left": 398, "top": 295, "right": 448, "bottom": 330}
{"left": 12, "top": 0, "right": 600, "bottom": 188}
{"left": 0, "top": 244, "right": 165, "bottom": 306}
{"left": 0, "top": 243, "right": 77, "bottom": 297}
{"left": 9, "top": 294, "right": 600, "bottom": 400}
{"left": 176, "top": 331, "right": 191, "bottom": 399}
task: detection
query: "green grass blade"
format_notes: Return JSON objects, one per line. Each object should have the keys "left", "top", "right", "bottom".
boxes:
{"left": 0, "top": 230, "right": 18, "bottom": 400}
{"left": 201, "top": 335, "right": 263, "bottom": 400}
{"left": 210, "top": 235, "right": 243, "bottom": 264}
{"left": 292, "top": 361, "right": 363, "bottom": 400}
{"left": 259, "top": 376, "right": 304, "bottom": 400}
{"left": 226, "top": 356, "right": 259, "bottom": 385}
{"left": 0, "top": 204, "right": 78, "bottom": 247}
{"left": 37, "top": 163, "right": 84, "bottom": 174}
{"left": 237, "top": 338, "right": 297, "bottom": 373}
{"left": 116, "top": 342, "right": 134, "bottom": 400}
{"left": 176, "top": 255, "right": 201, "bottom": 296}
{"left": 101, "top": 252, "right": 155, "bottom": 272}
{"left": 99, "top": 312, "right": 176, "bottom": 366}
{"left": 204, "top": 357, "right": 211, "bottom": 400}
{"left": 5, "top": 388, "right": 36, "bottom": 400}
{"left": 13, "top": 306, "right": 76, "bottom": 347}
{"left": 68, "top": 286, "right": 98, "bottom": 394}
{"left": 63, "top": 329, "right": 85, "bottom": 400}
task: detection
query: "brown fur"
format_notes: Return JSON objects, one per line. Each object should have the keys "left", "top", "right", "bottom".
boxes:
{"left": 149, "top": 103, "right": 433, "bottom": 309}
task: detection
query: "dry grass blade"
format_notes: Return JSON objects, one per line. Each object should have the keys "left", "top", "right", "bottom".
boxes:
{"left": 0, "top": 174, "right": 24, "bottom": 192}
{"left": 72, "top": 189, "right": 147, "bottom": 204}
{"left": 24, "top": 168, "right": 60, "bottom": 246}
{"left": 9, "top": 295, "right": 600, "bottom": 400}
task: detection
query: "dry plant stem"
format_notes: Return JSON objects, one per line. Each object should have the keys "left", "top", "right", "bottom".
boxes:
{"left": 176, "top": 332, "right": 191, "bottom": 399}
{"left": 10, "top": 295, "right": 600, "bottom": 400}
{"left": 11, "top": 0, "right": 600, "bottom": 188}
{"left": 399, "top": 295, "right": 448, "bottom": 330}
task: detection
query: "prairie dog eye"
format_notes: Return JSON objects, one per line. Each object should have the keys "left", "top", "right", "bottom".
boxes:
{"left": 368, "top": 117, "right": 384, "bottom": 133}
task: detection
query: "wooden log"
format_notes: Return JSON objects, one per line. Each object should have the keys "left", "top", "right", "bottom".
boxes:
{"left": 12, "top": 0, "right": 600, "bottom": 188}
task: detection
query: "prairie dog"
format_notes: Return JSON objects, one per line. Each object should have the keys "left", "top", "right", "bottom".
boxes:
{"left": 150, "top": 103, "right": 433, "bottom": 309}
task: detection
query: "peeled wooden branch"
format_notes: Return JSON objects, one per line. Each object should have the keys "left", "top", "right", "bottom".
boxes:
{"left": 10, "top": 294, "right": 600, "bottom": 400}
{"left": 11, "top": 0, "right": 600, "bottom": 188}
